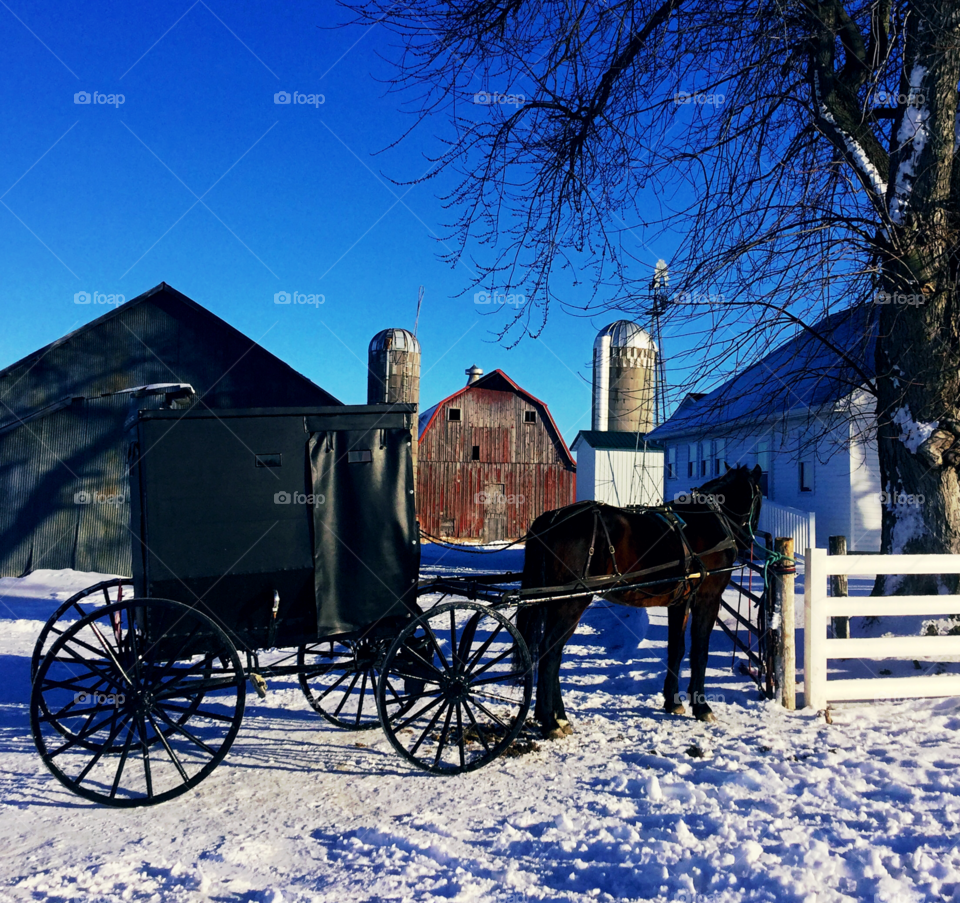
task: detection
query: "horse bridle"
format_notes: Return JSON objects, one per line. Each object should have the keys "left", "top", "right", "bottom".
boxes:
{"left": 693, "top": 473, "right": 763, "bottom": 552}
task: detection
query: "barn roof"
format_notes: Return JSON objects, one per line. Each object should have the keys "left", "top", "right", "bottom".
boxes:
{"left": 0, "top": 282, "right": 339, "bottom": 430}
{"left": 648, "top": 304, "right": 877, "bottom": 441}
{"left": 417, "top": 368, "right": 576, "bottom": 467}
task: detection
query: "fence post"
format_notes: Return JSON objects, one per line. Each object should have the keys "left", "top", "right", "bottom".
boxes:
{"left": 829, "top": 535, "right": 848, "bottom": 639}
{"left": 803, "top": 547, "right": 828, "bottom": 709}
{"left": 774, "top": 537, "right": 796, "bottom": 709}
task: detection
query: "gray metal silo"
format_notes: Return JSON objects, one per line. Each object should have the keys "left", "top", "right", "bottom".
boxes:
{"left": 592, "top": 320, "right": 658, "bottom": 432}
{"left": 368, "top": 328, "right": 421, "bottom": 483}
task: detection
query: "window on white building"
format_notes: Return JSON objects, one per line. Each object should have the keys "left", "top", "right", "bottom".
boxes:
{"left": 687, "top": 443, "right": 697, "bottom": 478}
{"left": 667, "top": 446, "right": 677, "bottom": 479}
{"left": 756, "top": 437, "right": 771, "bottom": 496}
{"left": 714, "top": 439, "right": 726, "bottom": 475}
{"left": 799, "top": 460, "right": 814, "bottom": 492}
{"left": 700, "top": 440, "right": 710, "bottom": 477}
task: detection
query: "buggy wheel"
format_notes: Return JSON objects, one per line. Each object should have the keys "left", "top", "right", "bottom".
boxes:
{"left": 31, "top": 598, "right": 245, "bottom": 807}
{"left": 377, "top": 602, "right": 533, "bottom": 775}
{"left": 31, "top": 579, "right": 134, "bottom": 681}
{"left": 297, "top": 638, "right": 383, "bottom": 730}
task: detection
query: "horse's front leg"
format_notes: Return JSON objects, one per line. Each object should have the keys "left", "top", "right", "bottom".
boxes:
{"left": 537, "top": 598, "right": 590, "bottom": 739}
{"left": 687, "top": 593, "right": 723, "bottom": 722}
{"left": 663, "top": 603, "right": 689, "bottom": 715}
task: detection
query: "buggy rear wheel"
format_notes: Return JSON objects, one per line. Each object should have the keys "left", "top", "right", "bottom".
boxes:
{"left": 377, "top": 602, "right": 533, "bottom": 775}
{"left": 297, "top": 637, "right": 384, "bottom": 730}
{"left": 31, "top": 579, "right": 134, "bottom": 681}
{"left": 31, "top": 598, "right": 245, "bottom": 807}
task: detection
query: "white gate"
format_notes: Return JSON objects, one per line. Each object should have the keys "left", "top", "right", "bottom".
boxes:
{"left": 758, "top": 501, "right": 815, "bottom": 565}
{"left": 804, "top": 548, "right": 960, "bottom": 709}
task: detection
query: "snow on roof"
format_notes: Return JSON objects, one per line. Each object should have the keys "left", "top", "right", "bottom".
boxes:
{"left": 648, "top": 305, "right": 877, "bottom": 440}
{"left": 571, "top": 430, "right": 662, "bottom": 452}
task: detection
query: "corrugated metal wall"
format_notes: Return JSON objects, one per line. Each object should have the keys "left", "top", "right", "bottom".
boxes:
{"left": 417, "top": 385, "right": 576, "bottom": 540}
{"left": 0, "top": 287, "right": 339, "bottom": 577}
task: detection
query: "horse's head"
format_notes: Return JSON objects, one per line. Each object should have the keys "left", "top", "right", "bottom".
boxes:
{"left": 689, "top": 464, "right": 763, "bottom": 548}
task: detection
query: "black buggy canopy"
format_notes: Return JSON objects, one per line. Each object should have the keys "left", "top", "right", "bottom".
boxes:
{"left": 128, "top": 404, "right": 420, "bottom": 650}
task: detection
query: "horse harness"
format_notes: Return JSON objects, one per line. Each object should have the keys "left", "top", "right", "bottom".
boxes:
{"left": 574, "top": 497, "right": 742, "bottom": 612}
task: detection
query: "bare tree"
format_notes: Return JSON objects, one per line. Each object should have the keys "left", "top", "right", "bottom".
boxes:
{"left": 341, "top": 0, "right": 960, "bottom": 584}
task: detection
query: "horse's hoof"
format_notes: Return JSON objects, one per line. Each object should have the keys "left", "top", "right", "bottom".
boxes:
{"left": 665, "top": 704, "right": 686, "bottom": 716}
{"left": 560, "top": 722, "right": 575, "bottom": 736}
{"left": 543, "top": 727, "right": 566, "bottom": 741}
{"left": 695, "top": 710, "right": 717, "bottom": 723}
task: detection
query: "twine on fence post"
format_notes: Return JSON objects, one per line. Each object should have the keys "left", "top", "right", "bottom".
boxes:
{"left": 773, "top": 537, "right": 797, "bottom": 710}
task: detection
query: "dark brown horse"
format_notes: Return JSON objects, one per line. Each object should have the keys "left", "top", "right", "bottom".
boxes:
{"left": 517, "top": 465, "right": 762, "bottom": 738}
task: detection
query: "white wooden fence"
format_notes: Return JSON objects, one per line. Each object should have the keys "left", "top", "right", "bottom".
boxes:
{"left": 758, "top": 502, "right": 815, "bottom": 566}
{"left": 804, "top": 548, "right": 960, "bottom": 709}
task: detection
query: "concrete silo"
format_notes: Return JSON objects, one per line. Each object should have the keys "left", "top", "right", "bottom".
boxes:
{"left": 592, "top": 320, "right": 658, "bottom": 433}
{"left": 368, "top": 328, "right": 421, "bottom": 483}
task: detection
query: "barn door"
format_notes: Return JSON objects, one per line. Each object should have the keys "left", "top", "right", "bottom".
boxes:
{"left": 483, "top": 483, "right": 506, "bottom": 542}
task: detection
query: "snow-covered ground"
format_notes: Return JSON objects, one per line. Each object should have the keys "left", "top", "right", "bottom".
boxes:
{"left": 1, "top": 551, "right": 959, "bottom": 902}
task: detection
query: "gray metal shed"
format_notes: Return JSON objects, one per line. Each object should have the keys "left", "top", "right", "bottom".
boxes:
{"left": 0, "top": 283, "right": 340, "bottom": 577}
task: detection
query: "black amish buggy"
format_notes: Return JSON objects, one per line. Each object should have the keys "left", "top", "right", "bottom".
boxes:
{"left": 29, "top": 400, "right": 765, "bottom": 807}
{"left": 29, "top": 403, "right": 536, "bottom": 806}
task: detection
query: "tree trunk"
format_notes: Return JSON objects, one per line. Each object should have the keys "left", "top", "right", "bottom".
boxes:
{"left": 874, "top": 0, "right": 960, "bottom": 593}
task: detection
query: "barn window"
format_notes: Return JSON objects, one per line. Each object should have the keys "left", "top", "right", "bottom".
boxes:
{"left": 440, "top": 518, "right": 455, "bottom": 534}
{"left": 667, "top": 447, "right": 677, "bottom": 480}
{"left": 471, "top": 445, "right": 480, "bottom": 461}
{"left": 799, "top": 461, "right": 814, "bottom": 492}
{"left": 524, "top": 410, "right": 537, "bottom": 423}
{"left": 448, "top": 408, "right": 461, "bottom": 422}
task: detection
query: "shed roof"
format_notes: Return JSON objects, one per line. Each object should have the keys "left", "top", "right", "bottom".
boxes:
{"left": 648, "top": 304, "right": 877, "bottom": 441}
{"left": 417, "top": 368, "right": 575, "bottom": 467}
{"left": 571, "top": 430, "right": 663, "bottom": 452}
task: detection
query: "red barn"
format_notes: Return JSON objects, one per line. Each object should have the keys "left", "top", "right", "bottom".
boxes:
{"left": 417, "top": 368, "right": 576, "bottom": 541}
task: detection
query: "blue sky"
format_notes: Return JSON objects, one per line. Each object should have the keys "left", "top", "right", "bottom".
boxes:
{"left": 0, "top": 1, "right": 689, "bottom": 445}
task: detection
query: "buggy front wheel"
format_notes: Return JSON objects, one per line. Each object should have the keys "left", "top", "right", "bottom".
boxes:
{"left": 377, "top": 602, "right": 533, "bottom": 775}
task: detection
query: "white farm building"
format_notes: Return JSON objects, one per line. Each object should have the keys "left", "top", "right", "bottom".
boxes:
{"left": 648, "top": 305, "right": 882, "bottom": 553}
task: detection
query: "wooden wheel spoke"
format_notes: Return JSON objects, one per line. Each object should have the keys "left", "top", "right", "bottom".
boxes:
{"left": 40, "top": 671, "right": 109, "bottom": 692}
{"left": 422, "top": 626, "right": 451, "bottom": 673}
{"left": 467, "top": 687, "right": 521, "bottom": 706}
{"left": 432, "top": 702, "right": 456, "bottom": 768}
{"left": 397, "top": 644, "right": 444, "bottom": 679}
{"left": 73, "top": 712, "right": 132, "bottom": 785}
{"left": 314, "top": 668, "right": 353, "bottom": 702}
{"left": 153, "top": 706, "right": 218, "bottom": 756}
{"left": 147, "top": 712, "right": 190, "bottom": 783}
{"left": 150, "top": 625, "right": 204, "bottom": 685}
{"left": 461, "top": 699, "right": 492, "bottom": 753}
{"left": 47, "top": 709, "right": 129, "bottom": 759}
{"left": 410, "top": 701, "right": 449, "bottom": 758}
{"left": 159, "top": 701, "right": 237, "bottom": 724}
{"left": 455, "top": 702, "right": 465, "bottom": 768}
{"left": 463, "top": 622, "right": 503, "bottom": 673}
{"left": 332, "top": 670, "right": 362, "bottom": 717}
{"left": 467, "top": 697, "right": 511, "bottom": 731}
{"left": 109, "top": 723, "right": 137, "bottom": 799}
{"left": 392, "top": 693, "right": 445, "bottom": 733}
{"left": 469, "top": 670, "right": 527, "bottom": 687}
{"left": 136, "top": 717, "right": 154, "bottom": 799}
{"left": 154, "top": 676, "right": 238, "bottom": 700}
{"left": 467, "top": 646, "right": 514, "bottom": 681}
{"left": 354, "top": 670, "right": 370, "bottom": 727}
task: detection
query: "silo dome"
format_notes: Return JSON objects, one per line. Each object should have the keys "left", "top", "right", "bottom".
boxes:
{"left": 592, "top": 320, "right": 658, "bottom": 433}
{"left": 594, "top": 320, "right": 657, "bottom": 352}
{"left": 369, "top": 328, "right": 421, "bottom": 354}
